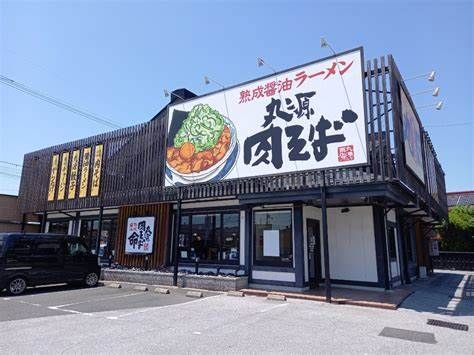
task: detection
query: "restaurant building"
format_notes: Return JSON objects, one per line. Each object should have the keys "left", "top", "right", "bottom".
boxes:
{"left": 18, "top": 48, "right": 447, "bottom": 290}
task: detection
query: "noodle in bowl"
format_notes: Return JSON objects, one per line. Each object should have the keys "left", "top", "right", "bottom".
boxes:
{"left": 166, "top": 116, "right": 237, "bottom": 182}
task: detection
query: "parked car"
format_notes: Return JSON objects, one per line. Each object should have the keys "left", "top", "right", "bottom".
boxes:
{"left": 0, "top": 233, "right": 101, "bottom": 295}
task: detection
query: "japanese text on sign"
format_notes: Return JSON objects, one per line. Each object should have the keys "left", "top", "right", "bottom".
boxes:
{"left": 125, "top": 217, "right": 155, "bottom": 254}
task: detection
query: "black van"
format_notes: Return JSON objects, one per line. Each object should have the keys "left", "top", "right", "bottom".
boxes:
{"left": 0, "top": 233, "right": 101, "bottom": 295}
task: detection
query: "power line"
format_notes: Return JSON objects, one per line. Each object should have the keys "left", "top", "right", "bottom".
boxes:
{"left": 0, "top": 160, "right": 23, "bottom": 168}
{"left": 0, "top": 75, "right": 122, "bottom": 129}
{"left": 425, "top": 122, "right": 472, "bottom": 128}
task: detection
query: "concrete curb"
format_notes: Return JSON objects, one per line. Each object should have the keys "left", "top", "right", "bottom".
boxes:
{"left": 186, "top": 291, "right": 203, "bottom": 298}
{"left": 154, "top": 287, "right": 170, "bottom": 294}
{"left": 133, "top": 285, "right": 148, "bottom": 292}
{"left": 267, "top": 293, "right": 287, "bottom": 301}
{"left": 107, "top": 283, "right": 122, "bottom": 289}
{"left": 227, "top": 291, "right": 245, "bottom": 297}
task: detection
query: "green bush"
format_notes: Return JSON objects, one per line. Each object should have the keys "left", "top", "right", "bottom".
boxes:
{"left": 440, "top": 206, "right": 474, "bottom": 252}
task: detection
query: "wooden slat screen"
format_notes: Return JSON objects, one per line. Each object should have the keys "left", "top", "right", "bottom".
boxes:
{"left": 18, "top": 55, "right": 447, "bottom": 221}
{"left": 115, "top": 203, "right": 170, "bottom": 269}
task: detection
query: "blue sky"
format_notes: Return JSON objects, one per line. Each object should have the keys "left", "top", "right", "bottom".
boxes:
{"left": 0, "top": 0, "right": 472, "bottom": 195}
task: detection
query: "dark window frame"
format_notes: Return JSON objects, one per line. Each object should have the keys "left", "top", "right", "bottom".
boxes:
{"left": 177, "top": 210, "right": 241, "bottom": 265}
{"left": 48, "top": 219, "right": 70, "bottom": 234}
{"left": 253, "top": 208, "right": 294, "bottom": 268}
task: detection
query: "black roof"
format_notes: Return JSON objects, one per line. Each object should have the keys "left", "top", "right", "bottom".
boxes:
{"left": 447, "top": 191, "right": 474, "bottom": 207}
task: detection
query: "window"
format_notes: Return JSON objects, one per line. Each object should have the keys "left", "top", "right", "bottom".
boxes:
{"left": 405, "top": 228, "right": 415, "bottom": 262}
{"left": 80, "top": 219, "right": 100, "bottom": 253}
{"left": 67, "top": 241, "right": 89, "bottom": 256}
{"left": 254, "top": 210, "right": 293, "bottom": 267}
{"left": 80, "top": 217, "right": 117, "bottom": 260}
{"left": 387, "top": 226, "right": 397, "bottom": 260}
{"left": 36, "top": 241, "right": 62, "bottom": 256}
{"left": 177, "top": 212, "right": 240, "bottom": 264}
{"left": 49, "top": 220, "right": 69, "bottom": 234}
{"left": 0, "top": 236, "right": 4, "bottom": 254}
{"left": 6, "top": 236, "right": 33, "bottom": 264}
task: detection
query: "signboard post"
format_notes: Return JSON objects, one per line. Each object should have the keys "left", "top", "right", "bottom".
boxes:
{"left": 165, "top": 48, "right": 367, "bottom": 186}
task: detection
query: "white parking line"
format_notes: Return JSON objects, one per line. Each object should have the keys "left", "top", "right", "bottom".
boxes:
{"left": 259, "top": 302, "right": 289, "bottom": 313}
{"left": 106, "top": 294, "right": 221, "bottom": 320}
{"left": 50, "top": 292, "right": 145, "bottom": 309}
{"left": 444, "top": 274, "right": 469, "bottom": 314}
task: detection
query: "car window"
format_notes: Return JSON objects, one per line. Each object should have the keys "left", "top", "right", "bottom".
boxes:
{"left": 0, "top": 236, "right": 4, "bottom": 255}
{"left": 6, "top": 236, "right": 33, "bottom": 262}
{"left": 67, "top": 241, "right": 89, "bottom": 256}
{"left": 36, "top": 241, "right": 62, "bottom": 256}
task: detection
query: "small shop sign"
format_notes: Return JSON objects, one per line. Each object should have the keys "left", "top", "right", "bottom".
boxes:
{"left": 125, "top": 216, "right": 155, "bottom": 254}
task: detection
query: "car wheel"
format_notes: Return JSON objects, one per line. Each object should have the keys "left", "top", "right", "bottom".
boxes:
{"left": 8, "top": 277, "right": 27, "bottom": 295}
{"left": 84, "top": 272, "right": 99, "bottom": 287}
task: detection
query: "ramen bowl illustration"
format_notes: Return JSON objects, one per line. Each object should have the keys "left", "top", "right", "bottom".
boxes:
{"left": 166, "top": 104, "right": 238, "bottom": 183}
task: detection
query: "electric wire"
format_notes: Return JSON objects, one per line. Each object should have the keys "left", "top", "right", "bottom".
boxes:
{"left": 0, "top": 75, "right": 122, "bottom": 129}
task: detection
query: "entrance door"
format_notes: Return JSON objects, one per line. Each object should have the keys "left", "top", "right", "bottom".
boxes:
{"left": 306, "top": 219, "right": 321, "bottom": 289}
{"left": 387, "top": 224, "right": 401, "bottom": 284}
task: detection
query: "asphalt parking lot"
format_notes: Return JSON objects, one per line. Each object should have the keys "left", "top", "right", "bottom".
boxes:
{"left": 0, "top": 283, "right": 218, "bottom": 323}
{"left": 0, "top": 272, "right": 473, "bottom": 354}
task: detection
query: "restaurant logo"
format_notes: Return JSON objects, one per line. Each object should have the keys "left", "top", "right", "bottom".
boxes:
{"left": 165, "top": 48, "right": 367, "bottom": 186}
{"left": 125, "top": 216, "right": 155, "bottom": 254}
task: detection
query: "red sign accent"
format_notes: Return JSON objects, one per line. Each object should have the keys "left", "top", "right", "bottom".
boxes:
{"left": 338, "top": 145, "right": 354, "bottom": 162}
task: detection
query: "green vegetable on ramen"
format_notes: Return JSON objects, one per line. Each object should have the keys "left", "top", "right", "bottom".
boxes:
{"left": 173, "top": 104, "right": 225, "bottom": 153}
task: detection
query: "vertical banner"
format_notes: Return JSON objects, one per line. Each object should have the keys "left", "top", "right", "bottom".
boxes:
{"left": 57, "top": 152, "right": 70, "bottom": 200}
{"left": 79, "top": 147, "right": 92, "bottom": 198}
{"left": 47, "top": 154, "right": 59, "bottom": 201}
{"left": 68, "top": 149, "right": 80, "bottom": 199}
{"left": 91, "top": 144, "right": 103, "bottom": 197}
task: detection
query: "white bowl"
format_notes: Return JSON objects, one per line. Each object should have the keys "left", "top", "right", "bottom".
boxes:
{"left": 166, "top": 116, "right": 237, "bottom": 182}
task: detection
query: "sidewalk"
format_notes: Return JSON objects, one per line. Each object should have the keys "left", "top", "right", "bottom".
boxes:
{"left": 241, "top": 286, "right": 413, "bottom": 310}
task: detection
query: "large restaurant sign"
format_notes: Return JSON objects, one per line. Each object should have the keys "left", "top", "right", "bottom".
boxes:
{"left": 400, "top": 86, "right": 425, "bottom": 184}
{"left": 165, "top": 48, "right": 367, "bottom": 186}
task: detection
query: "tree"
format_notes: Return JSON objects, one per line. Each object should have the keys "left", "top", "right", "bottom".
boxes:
{"left": 440, "top": 206, "right": 474, "bottom": 252}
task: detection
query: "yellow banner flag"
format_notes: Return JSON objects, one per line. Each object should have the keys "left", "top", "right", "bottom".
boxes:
{"left": 79, "top": 147, "right": 92, "bottom": 198}
{"left": 47, "top": 154, "right": 60, "bottom": 201}
{"left": 91, "top": 144, "right": 103, "bottom": 197}
{"left": 57, "top": 151, "right": 70, "bottom": 200}
{"left": 68, "top": 150, "right": 80, "bottom": 199}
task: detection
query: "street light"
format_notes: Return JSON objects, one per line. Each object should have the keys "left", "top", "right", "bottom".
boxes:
{"left": 320, "top": 36, "right": 336, "bottom": 55}
{"left": 163, "top": 89, "right": 185, "bottom": 100}
{"left": 204, "top": 76, "right": 225, "bottom": 89}
{"left": 256, "top": 56, "right": 277, "bottom": 74}
{"left": 412, "top": 87, "right": 440, "bottom": 97}
{"left": 403, "top": 71, "right": 436, "bottom": 82}
{"left": 417, "top": 101, "right": 444, "bottom": 110}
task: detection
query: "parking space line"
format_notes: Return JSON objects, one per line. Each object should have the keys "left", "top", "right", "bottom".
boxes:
{"left": 50, "top": 292, "right": 145, "bottom": 309}
{"left": 106, "top": 294, "right": 221, "bottom": 320}
{"left": 259, "top": 303, "right": 289, "bottom": 313}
